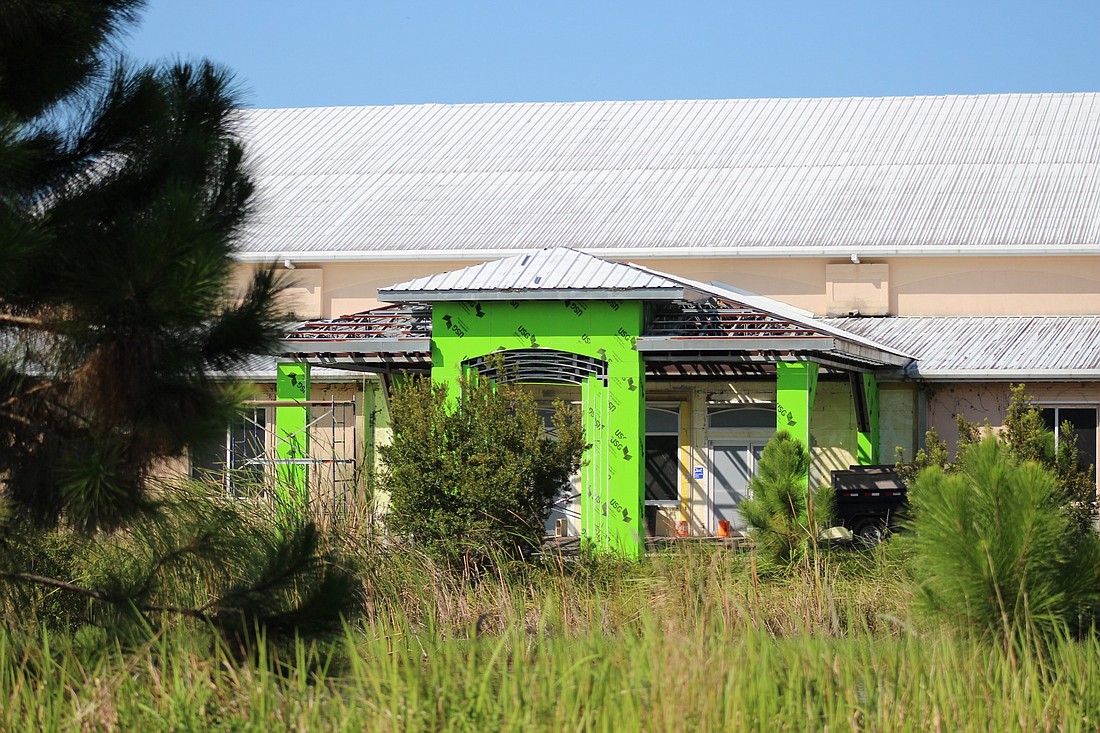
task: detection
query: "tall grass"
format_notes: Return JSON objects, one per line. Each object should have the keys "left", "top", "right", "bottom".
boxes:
{"left": 3, "top": 543, "right": 1100, "bottom": 731}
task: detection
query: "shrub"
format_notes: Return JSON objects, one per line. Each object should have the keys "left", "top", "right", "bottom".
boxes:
{"left": 739, "top": 431, "right": 833, "bottom": 571}
{"left": 906, "top": 436, "right": 1100, "bottom": 643}
{"left": 897, "top": 385, "right": 1096, "bottom": 535}
{"left": 380, "top": 373, "right": 586, "bottom": 570}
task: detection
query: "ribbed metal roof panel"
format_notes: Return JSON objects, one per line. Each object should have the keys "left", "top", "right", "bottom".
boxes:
{"left": 822, "top": 316, "right": 1100, "bottom": 374}
{"left": 237, "top": 94, "right": 1100, "bottom": 256}
{"left": 381, "top": 247, "right": 683, "bottom": 295}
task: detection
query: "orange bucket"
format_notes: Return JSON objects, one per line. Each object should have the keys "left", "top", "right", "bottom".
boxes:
{"left": 717, "top": 519, "right": 732, "bottom": 538}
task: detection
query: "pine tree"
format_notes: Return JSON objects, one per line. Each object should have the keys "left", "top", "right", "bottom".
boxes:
{"left": 0, "top": 1, "right": 359, "bottom": 638}
{"left": 0, "top": 0, "right": 284, "bottom": 530}
{"left": 739, "top": 431, "right": 833, "bottom": 570}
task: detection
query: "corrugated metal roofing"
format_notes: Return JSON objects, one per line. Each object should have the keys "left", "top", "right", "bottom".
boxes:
{"left": 822, "top": 316, "right": 1100, "bottom": 377}
{"left": 217, "top": 354, "right": 362, "bottom": 381}
{"left": 372, "top": 250, "right": 910, "bottom": 364}
{"left": 380, "top": 247, "right": 685, "bottom": 297}
{"left": 236, "top": 94, "right": 1100, "bottom": 257}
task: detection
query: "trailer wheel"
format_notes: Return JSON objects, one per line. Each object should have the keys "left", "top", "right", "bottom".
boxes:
{"left": 853, "top": 519, "right": 887, "bottom": 546}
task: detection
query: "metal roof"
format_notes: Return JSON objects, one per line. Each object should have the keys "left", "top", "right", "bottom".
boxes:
{"left": 236, "top": 94, "right": 1100, "bottom": 260}
{"left": 823, "top": 316, "right": 1100, "bottom": 379}
{"left": 216, "top": 354, "right": 368, "bottom": 381}
{"left": 286, "top": 253, "right": 912, "bottom": 370}
{"left": 379, "top": 247, "right": 690, "bottom": 300}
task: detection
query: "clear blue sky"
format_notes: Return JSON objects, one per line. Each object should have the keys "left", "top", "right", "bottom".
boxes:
{"left": 126, "top": 1, "right": 1100, "bottom": 109}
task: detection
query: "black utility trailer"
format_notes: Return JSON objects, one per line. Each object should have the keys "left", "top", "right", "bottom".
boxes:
{"left": 831, "top": 465, "right": 907, "bottom": 544}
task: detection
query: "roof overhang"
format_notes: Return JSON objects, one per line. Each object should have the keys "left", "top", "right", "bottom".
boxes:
{"left": 909, "top": 368, "right": 1100, "bottom": 382}
{"left": 379, "top": 287, "right": 694, "bottom": 302}
{"left": 236, "top": 243, "right": 1100, "bottom": 265}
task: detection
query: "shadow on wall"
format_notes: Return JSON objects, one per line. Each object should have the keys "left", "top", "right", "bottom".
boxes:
{"left": 926, "top": 383, "right": 1013, "bottom": 457}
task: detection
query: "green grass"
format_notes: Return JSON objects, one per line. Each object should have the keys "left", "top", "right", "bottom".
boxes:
{"left": 3, "top": 544, "right": 1100, "bottom": 731}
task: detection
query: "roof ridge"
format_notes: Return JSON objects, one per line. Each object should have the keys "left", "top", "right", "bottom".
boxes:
{"left": 242, "top": 92, "right": 1100, "bottom": 114}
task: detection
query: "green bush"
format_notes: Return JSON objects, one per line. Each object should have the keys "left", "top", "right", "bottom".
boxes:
{"left": 739, "top": 431, "right": 833, "bottom": 571}
{"left": 898, "top": 385, "right": 1096, "bottom": 534}
{"left": 381, "top": 373, "right": 587, "bottom": 569}
{"left": 906, "top": 436, "right": 1100, "bottom": 643}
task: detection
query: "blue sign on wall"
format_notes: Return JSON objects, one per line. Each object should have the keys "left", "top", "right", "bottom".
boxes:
{"left": 693, "top": 466, "right": 704, "bottom": 480}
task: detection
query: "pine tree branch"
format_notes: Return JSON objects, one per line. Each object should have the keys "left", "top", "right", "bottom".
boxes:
{"left": 0, "top": 313, "right": 53, "bottom": 331}
{"left": 0, "top": 380, "right": 58, "bottom": 411}
{"left": 0, "top": 571, "right": 211, "bottom": 621}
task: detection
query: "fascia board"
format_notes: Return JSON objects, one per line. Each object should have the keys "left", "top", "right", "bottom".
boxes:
{"left": 235, "top": 244, "right": 1100, "bottom": 264}
{"left": 912, "top": 369, "right": 1100, "bottom": 382}
{"left": 637, "top": 337, "right": 838, "bottom": 353}
{"left": 376, "top": 288, "right": 686, "bottom": 302}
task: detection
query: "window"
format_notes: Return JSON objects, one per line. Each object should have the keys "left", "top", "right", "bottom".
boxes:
{"left": 645, "top": 406, "right": 680, "bottom": 504}
{"left": 1040, "top": 406, "right": 1098, "bottom": 481}
{"left": 191, "top": 407, "right": 268, "bottom": 496}
{"left": 708, "top": 405, "right": 776, "bottom": 429}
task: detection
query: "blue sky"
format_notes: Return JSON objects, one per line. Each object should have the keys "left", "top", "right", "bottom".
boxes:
{"left": 126, "top": 1, "right": 1100, "bottom": 109}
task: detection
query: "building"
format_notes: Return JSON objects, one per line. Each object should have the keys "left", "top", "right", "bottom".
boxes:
{"left": 208, "top": 94, "right": 1100, "bottom": 553}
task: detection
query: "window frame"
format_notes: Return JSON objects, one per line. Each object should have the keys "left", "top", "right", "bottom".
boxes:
{"left": 1037, "top": 402, "right": 1098, "bottom": 485}
{"left": 190, "top": 405, "right": 271, "bottom": 498}
{"left": 645, "top": 403, "right": 682, "bottom": 507}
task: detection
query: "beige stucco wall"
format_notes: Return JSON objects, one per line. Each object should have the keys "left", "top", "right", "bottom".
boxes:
{"left": 810, "top": 381, "right": 859, "bottom": 488}
{"left": 888, "top": 257, "right": 1100, "bottom": 316}
{"left": 251, "top": 253, "right": 1100, "bottom": 320}
{"left": 881, "top": 384, "right": 919, "bottom": 463}
{"left": 926, "top": 382, "right": 1100, "bottom": 463}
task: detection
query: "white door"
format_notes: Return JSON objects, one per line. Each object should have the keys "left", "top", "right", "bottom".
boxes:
{"left": 709, "top": 442, "right": 764, "bottom": 532}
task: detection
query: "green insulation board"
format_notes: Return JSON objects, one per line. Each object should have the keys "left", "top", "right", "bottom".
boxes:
{"left": 776, "top": 360, "right": 819, "bottom": 485}
{"left": 275, "top": 362, "right": 310, "bottom": 523}
{"left": 430, "top": 299, "right": 646, "bottom": 558}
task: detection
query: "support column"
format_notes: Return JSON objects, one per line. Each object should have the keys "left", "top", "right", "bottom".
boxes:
{"left": 856, "top": 373, "right": 880, "bottom": 465}
{"left": 580, "top": 369, "right": 645, "bottom": 558}
{"left": 275, "top": 362, "right": 310, "bottom": 523}
{"left": 776, "top": 361, "right": 819, "bottom": 478}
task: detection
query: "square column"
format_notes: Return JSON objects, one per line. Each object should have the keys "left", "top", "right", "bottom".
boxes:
{"left": 275, "top": 362, "right": 310, "bottom": 523}
{"left": 580, "top": 370, "right": 645, "bottom": 558}
{"left": 776, "top": 361, "right": 819, "bottom": 478}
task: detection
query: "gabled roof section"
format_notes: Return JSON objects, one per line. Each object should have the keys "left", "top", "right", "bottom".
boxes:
{"left": 378, "top": 247, "right": 694, "bottom": 301}
{"left": 237, "top": 94, "right": 1100, "bottom": 261}
{"left": 290, "top": 251, "right": 912, "bottom": 371}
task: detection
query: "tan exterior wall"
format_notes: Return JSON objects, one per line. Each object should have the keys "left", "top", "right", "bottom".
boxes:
{"left": 256, "top": 253, "right": 1100, "bottom": 320}
{"left": 926, "top": 382, "right": 1100, "bottom": 466}
{"left": 810, "top": 382, "right": 859, "bottom": 488}
{"left": 231, "top": 250, "right": 1099, "bottom": 537}
{"left": 888, "top": 257, "right": 1100, "bottom": 316}
{"left": 881, "top": 384, "right": 919, "bottom": 463}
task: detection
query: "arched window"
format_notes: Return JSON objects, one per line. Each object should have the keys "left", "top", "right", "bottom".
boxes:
{"left": 707, "top": 405, "right": 776, "bottom": 429}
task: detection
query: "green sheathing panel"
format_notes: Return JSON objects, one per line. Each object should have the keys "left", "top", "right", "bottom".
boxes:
{"left": 776, "top": 361, "right": 819, "bottom": 484}
{"left": 275, "top": 362, "right": 311, "bottom": 522}
{"left": 857, "top": 373, "right": 881, "bottom": 465}
{"left": 431, "top": 300, "right": 646, "bottom": 558}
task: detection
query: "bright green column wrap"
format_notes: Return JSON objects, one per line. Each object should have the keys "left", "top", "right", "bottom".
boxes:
{"left": 430, "top": 299, "right": 646, "bottom": 558}
{"left": 856, "top": 373, "right": 880, "bottom": 465}
{"left": 275, "top": 362, "right": 310, "bottom": 522}
{"left": 776, "top": 361, "right": 819, "bottom": 481}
